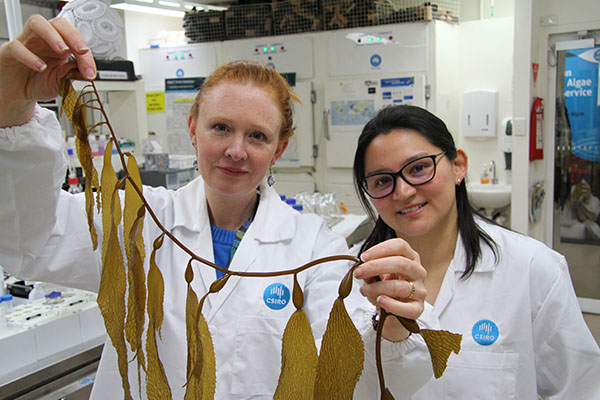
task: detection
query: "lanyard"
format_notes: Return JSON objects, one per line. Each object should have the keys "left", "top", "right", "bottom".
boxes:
{"left": 216, "top": 198, "right": 258, "bottom": 278}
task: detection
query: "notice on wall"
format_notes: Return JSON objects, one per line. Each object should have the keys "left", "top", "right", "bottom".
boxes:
{"left": 564, "top": 46, "right": 600, "bottom": 161}
{"left": 146, "top": 92, "right": 165, "bottom": 114}
{"left": 380, "top": 77, "right": 416, "bottom": 106}
{"left": 330, "top": 99, "right": 376, "bottom": 128}
{"left": 165, "top": 77, "right": 204, "bottom": 155}
{"left": 328, "top": 80, "right": 376, "bottom": 131}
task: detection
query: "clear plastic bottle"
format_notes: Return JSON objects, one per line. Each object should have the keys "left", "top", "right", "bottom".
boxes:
{"left": 0, "top": 265, "right": 5, "bottom": 296}
{"left": 0, "top": 294, "right": 13, "bottom": 312}
{"left": 480, "top": 164, "right": 490, "bottom": 184}
{"left": 0, "top": 297, "right": 7, "bottom": 328}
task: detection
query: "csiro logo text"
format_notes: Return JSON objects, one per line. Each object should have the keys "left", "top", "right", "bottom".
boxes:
{"left": 472, "top": 319, "right": 499, "bottom": 346}
{"left": 263, "top": 283, "right": 290, "bottom": 310}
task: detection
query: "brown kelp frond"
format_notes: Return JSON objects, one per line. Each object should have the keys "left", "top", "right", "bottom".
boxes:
{"left": 89, "top": 121, "right": 109, "bottom": 132}
{"left": 184, "top": 259, "right": 217, "bottom": 399}
{"left": 274, "top": 309, "right": 318, "bottom": 400}
{"left": 97, "top": 177, "right": 131, "bottom": 399}
{"left": 146, "top": 233, "right": 172, "bottom": 399}
{"left": 184, "top": 259, "right": 200, "bottom": 395}
{"left": 124, "top": 155, "right": 147, "bottom": 373}
{"left": 274, "top": 274, "right": 318, "bottom": 400}
{"left": 420, "top": 329, "right": 462, "bottom": 379}
{"left": 58, "top": 77, "right": 99, "bottom": 248}
{"left": 314, "top": 298, "right": 364, "bottom": 400}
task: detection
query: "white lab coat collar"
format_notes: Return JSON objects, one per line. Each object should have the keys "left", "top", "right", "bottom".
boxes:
{"left": 433, "top": 219, "right": 499, "bottom": 317}
{"left": 170, "top": 175, "right": 297, "bottom": 244}
{"left": 449, "top": 218, "right": 499, "bottom": 274}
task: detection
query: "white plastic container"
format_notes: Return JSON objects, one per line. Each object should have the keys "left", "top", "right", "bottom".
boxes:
{"left": 169, "top": 154, "right": 196, "bottom": 170}
{"left": 0, "top": 265, "right": 5, "bottom": 296}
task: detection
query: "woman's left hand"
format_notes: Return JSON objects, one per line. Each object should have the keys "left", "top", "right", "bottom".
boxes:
{"left": 354, "top": 238, "right": 427, "bottom": 342}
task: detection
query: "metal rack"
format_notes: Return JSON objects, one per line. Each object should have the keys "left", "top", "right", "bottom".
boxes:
{"left": 183, "top": 0, "right": 460, "bottom": 43}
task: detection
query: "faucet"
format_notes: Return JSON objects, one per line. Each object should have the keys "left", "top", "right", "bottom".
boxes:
{"left": 490, "top": 160, "right": 498, "bottom": 184}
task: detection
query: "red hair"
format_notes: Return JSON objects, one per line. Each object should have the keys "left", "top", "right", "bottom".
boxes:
{"left": 189, "top": 60, "right": 300, "bottom": 140}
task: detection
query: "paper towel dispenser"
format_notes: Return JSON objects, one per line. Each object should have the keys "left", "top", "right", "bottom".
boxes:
{"left": 463, "top": 90, "right": 498, "bottom": 137}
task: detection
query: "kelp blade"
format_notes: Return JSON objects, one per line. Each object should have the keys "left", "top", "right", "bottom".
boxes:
{"left": 58, "top": 77, "right": 77, "bottom": 121}
{"left": 184, "top": 271, "right": 200, "bottom": 391}
{"left": 124, "top": 155, "right": 147, "bottom": 371}
{"left": 274, "top": 309, "right": 318, "bottom": 400}
{"left": 100, "top": 140, "right": 116, "bottom": 259}
{"left": 97, "top": 177, "right": 131, "bottom": 399}
{"left": 146, "top": 323, "right": 172, "bottom": 400}
{"left": 420, "top": 329, "right": 462, "bottom": 378}
{"left": 146, "top": 235, "right": 172, "bottom": 399}
{"left": 184, "top": 296, "right": 216, "bottom": 399}
{"left": 61, "top": 77, "right": 100, "bottom": 250}
{"left": 314, "top": 298, "right": 364, "bottom": 400}
{"left": 198, "top": 311, "right": 216, "bottom": 398}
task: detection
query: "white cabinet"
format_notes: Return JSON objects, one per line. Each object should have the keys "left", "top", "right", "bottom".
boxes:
{"left": 72, "top": 80, "right": 148, "bottom": 151}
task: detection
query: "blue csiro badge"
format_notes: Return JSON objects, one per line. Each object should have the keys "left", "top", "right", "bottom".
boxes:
{"left": 472, "top": 319, "right": 499, "bottom": 346}
{"left": 263, "top": 283, "right": 290, "bottom": 310}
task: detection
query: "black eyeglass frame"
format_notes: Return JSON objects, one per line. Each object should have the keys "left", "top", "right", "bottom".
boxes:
{"left": 361, "top": 151, "right": 447, "bottom": 199}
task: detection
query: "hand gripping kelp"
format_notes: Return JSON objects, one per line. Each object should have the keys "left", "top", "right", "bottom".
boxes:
{"left": 58, "top": 76, "right": 462, "bottom": 400}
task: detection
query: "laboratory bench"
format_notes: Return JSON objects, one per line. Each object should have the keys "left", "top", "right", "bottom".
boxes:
{"left": 0, "top": 289, "right": 106, "bottom": 400}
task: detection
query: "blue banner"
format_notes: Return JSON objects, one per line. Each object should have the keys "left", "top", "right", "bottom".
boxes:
{"left": 564, "top": 46, "right": 600, "bottom": 161}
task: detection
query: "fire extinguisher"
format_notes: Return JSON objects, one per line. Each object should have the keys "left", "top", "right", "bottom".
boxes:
{"left": 529, "top": 97, "right": 544, "bottom": 161}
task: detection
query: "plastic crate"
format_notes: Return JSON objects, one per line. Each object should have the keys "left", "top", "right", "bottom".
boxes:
{"left": 323, "top": 0, "right": 378, "bottom": 31}
{"left": 272, "top": 0, "right": 321, "bottom": 36}
{"left": 225, "top": 3, "right": 273, "bottom": 40}
{"left": 183, "top": 9, "right": 225, "bottom": 43}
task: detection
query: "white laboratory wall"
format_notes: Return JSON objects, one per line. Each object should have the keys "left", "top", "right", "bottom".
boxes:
{"left": 457, "top": 17, "right": 514, "bottom": 188}
{"left": 431, "top": 21, "right": 459, "bottom": 136}
{"left": 460, "top": 0, "right": 514, "bottom": 21}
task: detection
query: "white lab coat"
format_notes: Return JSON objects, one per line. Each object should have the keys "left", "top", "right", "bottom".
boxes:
{"left": 0, "top": 106, "right": 434, "bottom": 399}
{"left": 410, "top": 218, "right": 600, "bottom": 399}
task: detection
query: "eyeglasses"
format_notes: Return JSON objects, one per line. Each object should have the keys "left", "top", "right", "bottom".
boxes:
{"left": 361, "top": 151, "right": 447, "bottom": 199}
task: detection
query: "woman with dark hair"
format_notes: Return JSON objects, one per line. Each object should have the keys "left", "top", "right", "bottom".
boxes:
{"left": 353, "top": 105, "right": 600, "bottom": 399}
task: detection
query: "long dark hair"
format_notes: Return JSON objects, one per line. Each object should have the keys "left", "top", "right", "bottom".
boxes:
{"left": 352, "top": 105, "right": 498, "bottom": 279}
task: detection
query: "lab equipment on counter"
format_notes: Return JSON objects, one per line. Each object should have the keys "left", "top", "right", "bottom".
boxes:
{"left": 0, "top": 265, "right": 5, "bottom": 296}
{"left": 0, "top": 288, "right": 106, "bottom": 392}
{"left": 139, "top": 167, "right": 197, "bottom": 190}
{"left": 0, "top": 294, "right": 12, "bottom": 328}
{"left": 285, "top": 192, "right": 372, "bottom": 247}
{"left": 143, "top": 152, "right": 170, "bottom": 171}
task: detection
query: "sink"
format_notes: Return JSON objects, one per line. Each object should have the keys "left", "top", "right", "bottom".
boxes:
{"left": 467, "top": 183, "right": 512, "bottom": 216}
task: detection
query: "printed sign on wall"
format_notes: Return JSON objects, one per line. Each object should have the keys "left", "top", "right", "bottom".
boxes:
{"left": 564, "top": 46, "right": 600, "bottom": 161}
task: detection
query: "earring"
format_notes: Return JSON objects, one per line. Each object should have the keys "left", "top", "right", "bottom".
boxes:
{"left": 267, "top": 166, "right": 275, "bottom": 186}
{"left": 456, "top": 178, "right": 461, "bottom": 184}
{"left": 193, "top": 159, "right": 198, "bottom": 171}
